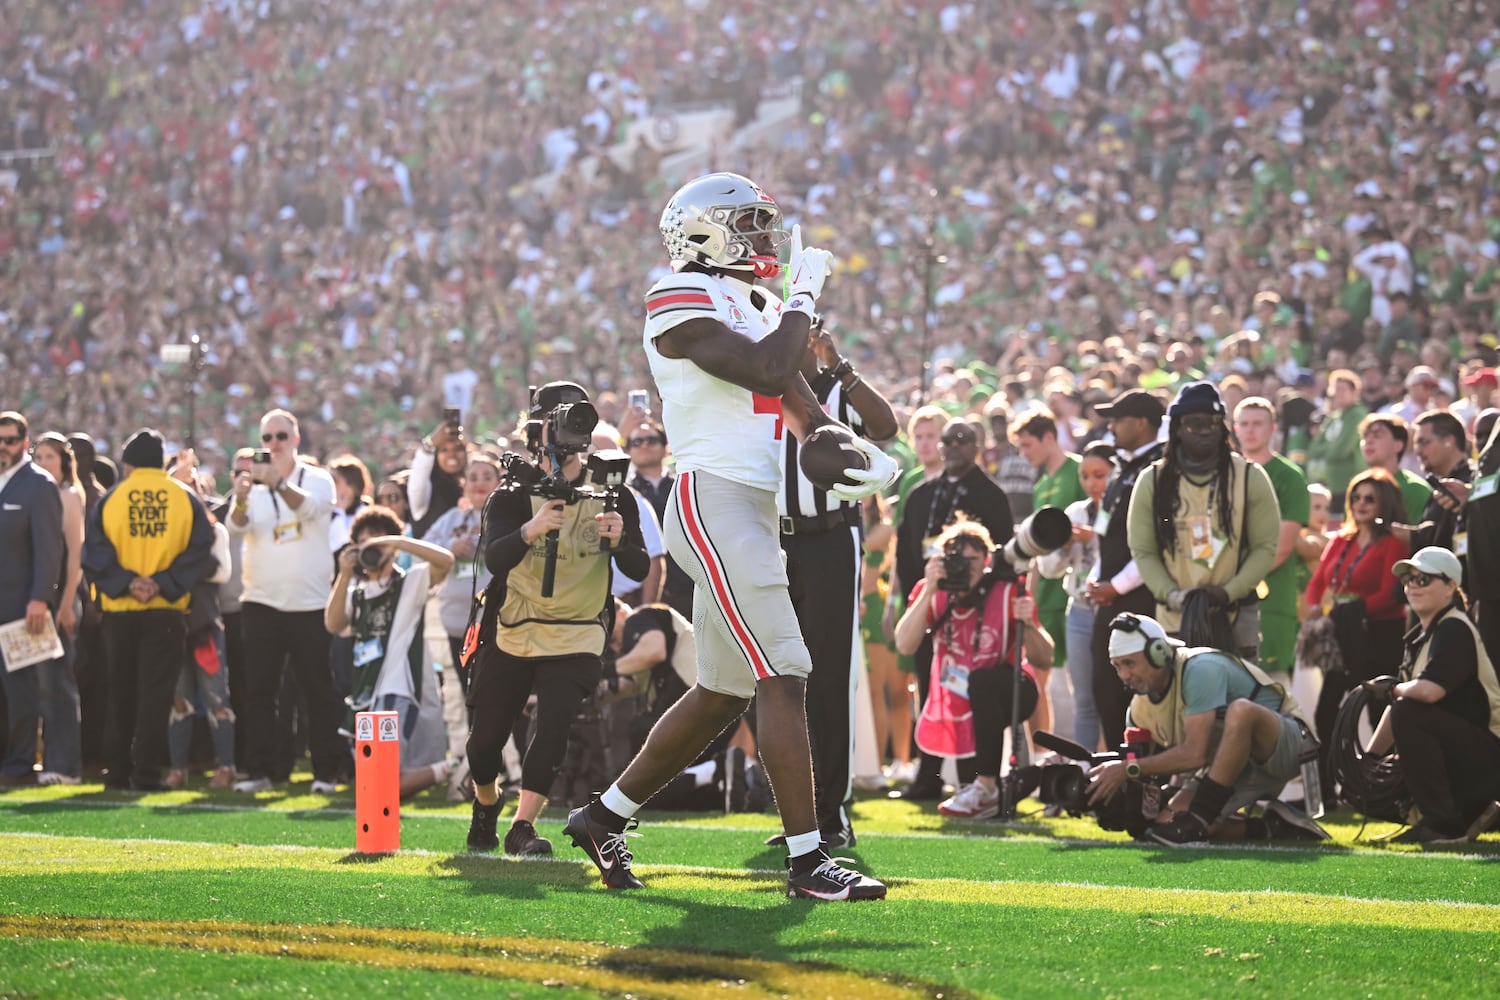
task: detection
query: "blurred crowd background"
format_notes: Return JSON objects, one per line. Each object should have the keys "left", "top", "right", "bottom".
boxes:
{"left": 6, "top": 0, "right": 1500, "bottom": 479}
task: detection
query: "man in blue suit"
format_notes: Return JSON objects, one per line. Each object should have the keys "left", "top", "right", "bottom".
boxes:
{"left": 0, "top": 411, "right": 65, "bottom": 787}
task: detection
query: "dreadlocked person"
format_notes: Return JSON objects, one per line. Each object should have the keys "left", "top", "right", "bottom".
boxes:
{"left": 1127, "top": 382, "right": 1280, "bottom": 658}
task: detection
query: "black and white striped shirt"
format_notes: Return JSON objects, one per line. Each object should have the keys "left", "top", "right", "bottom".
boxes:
{"left": 776, "top": 375, "right": 865, "bottom": 521}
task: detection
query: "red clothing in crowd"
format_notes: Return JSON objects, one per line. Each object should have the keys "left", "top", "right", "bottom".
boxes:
{"left": 1304, "top": 532, "right": 1410, "bottom": 622}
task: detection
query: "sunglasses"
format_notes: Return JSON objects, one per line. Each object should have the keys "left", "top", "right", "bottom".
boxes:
{"left": 1178, "top": 415, "right": 1221, "bottom": 432}
{"left": 1402, "top": 572, "right": 1446, "bottom": 589}
{"left": 940, "top": 433, "right": 976, "bottom": 446}
{"left": 627, "top": 437, "right": 664, "bottom": 447}
{"left": 261, "top": 431, "right": 291, "bottom": 443}
{"left": 0, "top": 435, "right": 22, "bottom": 447}
{"left": 375, "top": 492, "right": 404, "bottom": 504}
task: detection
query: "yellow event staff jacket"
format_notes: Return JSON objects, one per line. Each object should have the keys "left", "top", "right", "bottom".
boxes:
{"left": 82, "top": 468, "right": 216, "bottom": 612}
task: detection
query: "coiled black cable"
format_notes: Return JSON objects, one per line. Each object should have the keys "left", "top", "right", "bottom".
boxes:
{"left": 1329, "top": 686, "right": 1412, "bottom": 825}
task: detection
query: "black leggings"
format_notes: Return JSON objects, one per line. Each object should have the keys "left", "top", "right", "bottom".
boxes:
{"left": 465, "top": 648, "right": 600, "bottom": 796}
{"left": 970, "top": 666, "right": 1039, "bottom": 778}
{"left": 1391, "top": 698, "right": 1500, "bottom": 835}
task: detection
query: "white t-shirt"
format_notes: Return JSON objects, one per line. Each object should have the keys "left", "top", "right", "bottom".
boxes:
{"left": 643, "top": 269, "right": 788, "bottom": 492}
{"left": 228, "top": 462, "right": 336, "bottom": 612}
{"left": 613, "top": 491, "right": 665, "bottom": 598}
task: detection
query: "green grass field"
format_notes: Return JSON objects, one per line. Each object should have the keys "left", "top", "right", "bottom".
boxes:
{"left": 3, "top": 782, "right": 1498, "bottom": 999}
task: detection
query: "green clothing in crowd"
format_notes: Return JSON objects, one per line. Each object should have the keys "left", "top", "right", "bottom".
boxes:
{"left": 1397, "top": 467, "right": 1433, "bottom": 523}
{"left": 1256, "top": 454, "right": 1311, "bottom": 676}
{"left": 1032, "top": 454, "right": 1086, "bottom": 662}
{"left": 1305, "top": 405, "right": 1367, "bottom": 513}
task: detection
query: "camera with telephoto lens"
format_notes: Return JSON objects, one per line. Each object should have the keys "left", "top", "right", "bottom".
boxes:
{"left": 1000, "top": 505, "right": 1073, "bottom": 571}
{"left": 357, "top": 544, "right": 386, "bottom": 574}
{"left": 1020, "top": 728, "right": 1168, "bottom": 838}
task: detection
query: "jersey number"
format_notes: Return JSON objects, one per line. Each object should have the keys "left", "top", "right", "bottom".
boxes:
{"left": 752, "top": 393, "right": 784, "bottom": 440}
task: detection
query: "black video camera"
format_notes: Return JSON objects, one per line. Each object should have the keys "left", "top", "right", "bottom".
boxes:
{"left": 1020, "top": 729, "right": 1168, "bottom": 838}
{"left": 938, "top": 541, "right": 975, "bottom": 592}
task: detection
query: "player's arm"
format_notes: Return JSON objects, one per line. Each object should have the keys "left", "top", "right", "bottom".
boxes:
{"left": 781, "top": 371, "right": 836, "bottom": 441}
{"left": 656, "top": 313, "right": 814, "bottom": 397}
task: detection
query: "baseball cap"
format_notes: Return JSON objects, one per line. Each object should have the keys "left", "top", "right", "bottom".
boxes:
{"left": 1463, "top": 367, "right": 1498, "bottom": 387}
{"left": 1107, "top": 613, "right": 1184, "bottom": 659}
{"left": 1095, "top": 389, "right": 1165, "bottom": 420}
{"left": 1405, "top": 366, "right": 1439, "bottom": 388}
{"left": 1392, "top": 546, "right": 1463, "bottom": 584}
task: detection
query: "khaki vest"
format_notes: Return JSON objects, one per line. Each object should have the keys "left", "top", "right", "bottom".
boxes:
{"left": 498, "top": 491, "right": 615, "bottom": 659}
{"left": 1152, "top": 453, "right": 1250, "bottom": 633}
{"left": 1403, "top": 606, "right": 1500, "bottom": 742}
{"left": 1129, "top": 647, "right": 1314, "bottom": 753}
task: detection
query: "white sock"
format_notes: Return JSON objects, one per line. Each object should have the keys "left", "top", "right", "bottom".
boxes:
{"left": 785, "top": 830, "right": 823, "bottom": 859}
{"left": 601, "top": 783, "right": 642, "bottom": 820}
{"left": 686, "top": 760, "right": 717, "bottom": 788}
{"left": 430, "top": 761, "right": 451, "bottom": 783}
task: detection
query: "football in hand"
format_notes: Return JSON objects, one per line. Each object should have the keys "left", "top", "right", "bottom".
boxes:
{"left": 799, "top": 426, "right": 868, "bottom": 491}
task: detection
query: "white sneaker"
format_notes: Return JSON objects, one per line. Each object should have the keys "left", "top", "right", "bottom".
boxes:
{"left": 446, "top": 758, "right": 473, "bottom": 802}
{"left": 234, "top": 777, "right": 273, "bottom": 794}
{"left": 938, "top": 781, "right": 1001, "bottom": 819}
{"left": 36, "top": 771, "right": 81, "bottom": 786}
{"left": 310, "top": 780, "right": 338, "bottom": 795}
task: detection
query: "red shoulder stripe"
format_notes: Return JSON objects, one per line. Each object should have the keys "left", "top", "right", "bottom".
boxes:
{"left": 645, "top": 289, "right": 713, "bottom": 316}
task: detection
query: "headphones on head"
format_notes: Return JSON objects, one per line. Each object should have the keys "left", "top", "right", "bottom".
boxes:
{"left": 1109, "top": 612, "right": 1172, "bottom": 670}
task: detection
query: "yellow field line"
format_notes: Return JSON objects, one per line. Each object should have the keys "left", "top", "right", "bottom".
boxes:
{"left": 0, "top": 914, "right": 936, "bottom": 1000}
{"left": 4, "top": 832, "right": 1495, "bottom": 933}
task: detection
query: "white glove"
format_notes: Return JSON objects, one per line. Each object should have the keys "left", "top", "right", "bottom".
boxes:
{"left": 783, "top": 223, "right": 833, "bottom": 317}
{"left": 830, "top": 436, "right": 899, "bottom": 502}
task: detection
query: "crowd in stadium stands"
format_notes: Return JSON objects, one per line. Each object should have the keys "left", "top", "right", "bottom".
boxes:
{"left": 3, "top": 0, "right": 1500, "bottom": 843}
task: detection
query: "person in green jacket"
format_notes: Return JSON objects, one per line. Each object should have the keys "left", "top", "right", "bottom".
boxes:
{"left": 1127, "top": 383, "right": 1281, "bottom": 659}
{"left": 1012, "top": 408, "right": 1086, "bottom": 740}
{"left": 1358, "top": 413, "right": 1432, "bottom": 523}
{"left": 1232, "top": 396, "right": 1311, "bottom": 684}
{"left": 1305, "top": 370, "right": 1367, "bottom": 518}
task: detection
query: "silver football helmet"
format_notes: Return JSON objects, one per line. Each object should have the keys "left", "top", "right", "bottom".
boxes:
{"left": 659, "top": 172, "right": 790, "bottom": 278}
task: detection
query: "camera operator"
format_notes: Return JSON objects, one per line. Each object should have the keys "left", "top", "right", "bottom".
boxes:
{"left": 1087, "top": 612, "right": 1329, "bottom": 845}
{"left": 324, "top": 507, "right": 454, "bottom": 799}
{"left": 894, "top": 519, "right": 1054, "bottom": 820}
{"left": 1361, "top": 548, "right": 1500, "bottom": 845}
{"left": 464, "top": 381, "right": 648, "bottom": 858}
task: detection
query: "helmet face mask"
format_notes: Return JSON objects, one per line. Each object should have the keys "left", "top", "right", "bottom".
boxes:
{"left": 661, "top": 172, "right": 790, "bottom": 278}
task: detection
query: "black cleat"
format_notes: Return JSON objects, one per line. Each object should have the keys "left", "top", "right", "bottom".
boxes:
{"left": 1262, "top": 800, "right": 1330, "bottom": 842}
{"left": 786, "top": 853, "right": 886, "bottom": 902}
{"left": 565, "top": 805, "right": 643, "bottom": 889}
{"left": 1145, "top": 811, "right": 1211, "bottom": 846}
{"left": 466, "top": 798, "right": 502, "bottom": 852}
{"left": 504, "top": 819, "right": 553, "bottom": 856}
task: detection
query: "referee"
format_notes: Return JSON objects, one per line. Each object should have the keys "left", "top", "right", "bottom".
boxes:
{"left": 774, "top": 320, "right": 897, "bottom": 847}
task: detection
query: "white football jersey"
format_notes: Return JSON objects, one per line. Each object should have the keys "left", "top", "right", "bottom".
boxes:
{"left": 643, "top": 269, "right": 787, "bottom": 492}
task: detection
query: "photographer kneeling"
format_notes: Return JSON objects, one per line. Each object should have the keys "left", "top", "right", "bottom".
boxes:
{"left": 466, "top": 382, "right": 648, "bottom": 857}
{"left": 1087, "top": 612, "right": 1329, "bottom": 845}
{"left": 600, "top": 602, "right": 752, "bottom": 812}
{"left": 325, "top": 507, "right": 455, "bottom": 799}
{"left": 1362, "top": 547, "right": 1500, "bottom": 845}
{"left": 895, "top": 519, "right": 1054, "bottom": 820}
